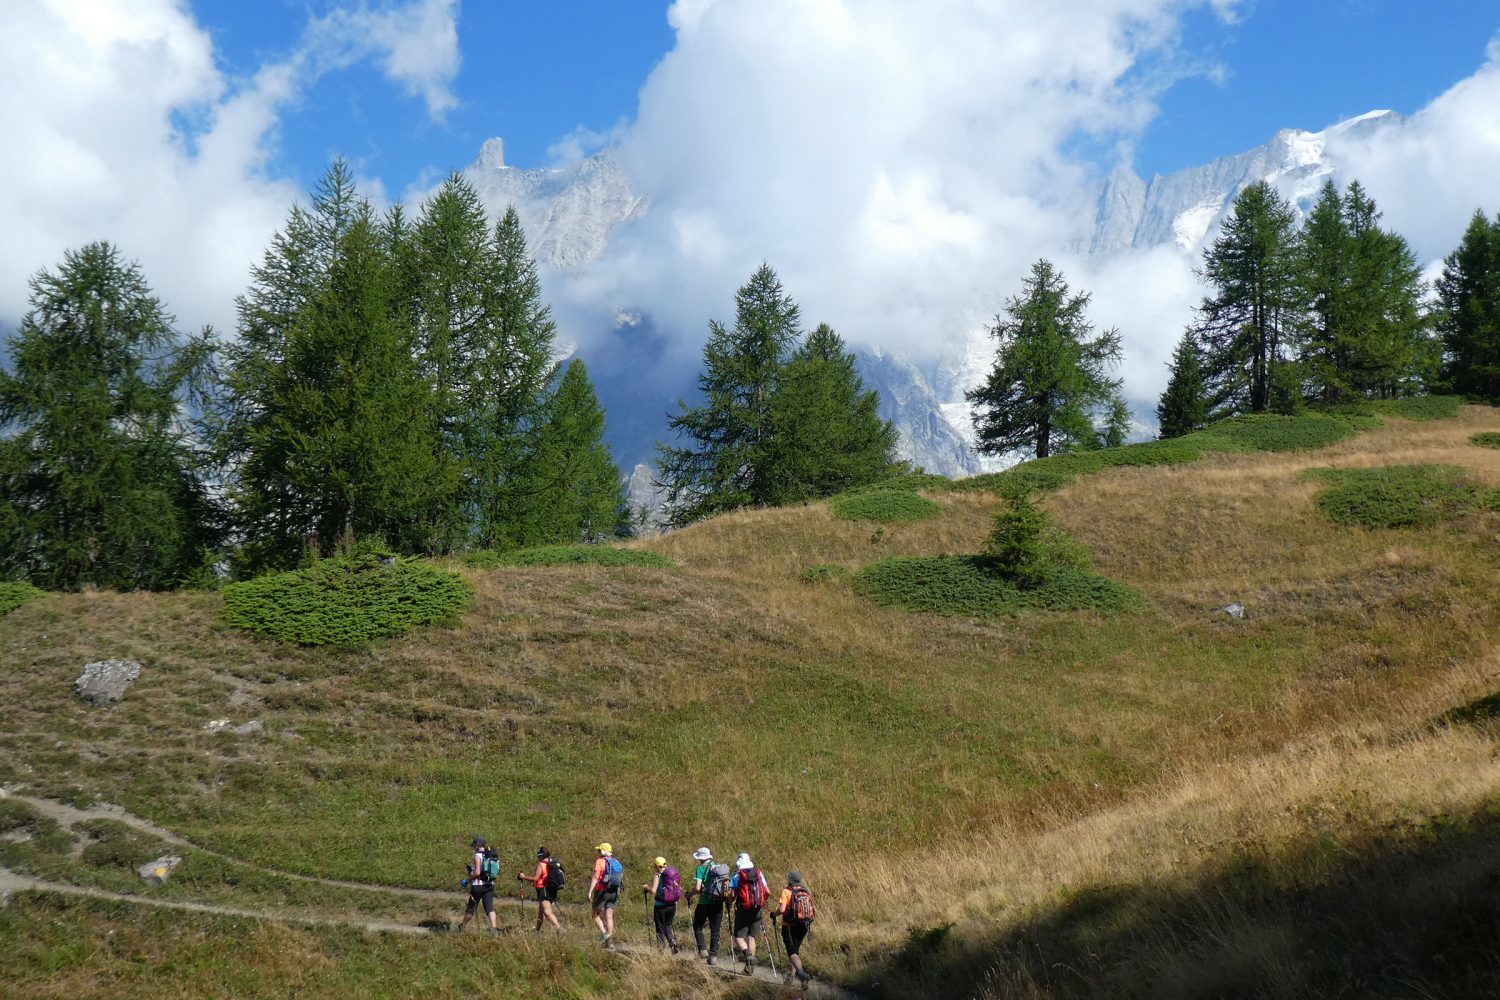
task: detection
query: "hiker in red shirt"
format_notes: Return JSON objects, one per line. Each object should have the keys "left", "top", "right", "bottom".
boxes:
{"left": 519, "top": 847, "right": 563, "bottom": 934}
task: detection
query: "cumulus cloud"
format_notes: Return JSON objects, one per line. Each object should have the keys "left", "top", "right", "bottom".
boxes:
{"left": 1326, "top": 33, "right": 1500, "bottom": 263}
{"left": 554, "top": 0, "right": 1237, "bottom": 383}
{"left": 0, "top": 0, "right": 460, "bottom": 335}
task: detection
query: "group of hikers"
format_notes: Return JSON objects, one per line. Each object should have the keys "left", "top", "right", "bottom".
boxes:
{"left": 458, "top": 838, "right": 816, "bottom": 983}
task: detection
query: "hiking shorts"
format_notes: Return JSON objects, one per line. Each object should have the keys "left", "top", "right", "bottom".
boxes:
{"left": 465, "top": 884, "right": 495, "bottom": 916}
{"left": 535, "top": 885, "right": 559, "bottom": 903}
{"left": 732, "top": 905, "right": 763, "bottom": 939}
{"left": 781, "top": 920, "right": 810, "bottom": 956}
{"left": 591, "top": 888, "right": 619, "bottom": 910}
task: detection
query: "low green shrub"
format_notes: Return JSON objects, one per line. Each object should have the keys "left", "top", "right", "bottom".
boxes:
{"left": 1185, "top": 413, "right": 1358, "bottom": 453}
{"left": 1471, "top": 432, "right": 1500, "bottom": 450}
{"left": 853, "top": 555, "right": 1138, "bottom": 618}
{"left": 953, "top": 439, "right": 1203, "bottom": 498}
{"left": 830, "top": 488, "right": 943, "bottom": 523}
{"left": 875, "top": 471, "right": 955, "bottom": 492}
{"left": 1369, "top": 396, "right": 1463, "bottom": 421}
{"left": 0, "top": 581, "right": 42, "bottom": 616}
{"left": 800, "top": 563, "right": 851, "bottom": 585}
{"left": 462, "top": 545, "right": 673, "bottom": 569}
{"left": 222, "top": 550, "right": 472, "bottom": 646}
{"left": 1308, "top": 465, "right": 1498, "bottom": 529}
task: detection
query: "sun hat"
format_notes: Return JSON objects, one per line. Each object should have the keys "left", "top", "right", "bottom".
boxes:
{"left": 654, "top": 856, "right": 667, "bottom": 867}
{"left": 596, "top": 842, "right": 612, "bottom": 854}
{"left": 692, "top": 847, "right": 712, "bottom": 861}
{"left": 787, "top": 871, "right": 802, "bottom": 885}
{"left": 736, "top": 855, "right": 753, "bottom": 871}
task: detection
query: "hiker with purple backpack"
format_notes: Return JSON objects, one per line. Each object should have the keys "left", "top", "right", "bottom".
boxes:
{"left": 642, "top": 856, "right": 682, "bottom": 953}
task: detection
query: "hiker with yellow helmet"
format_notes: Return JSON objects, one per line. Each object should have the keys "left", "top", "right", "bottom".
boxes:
{"left": 590, "top": 842, "right": 623, "bottom": 948}
{"left": 641, "top": 856, "right": 683, "bottom": 953}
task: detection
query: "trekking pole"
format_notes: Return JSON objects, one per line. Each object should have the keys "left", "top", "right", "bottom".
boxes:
{"left": 765, "top": 916, "right": 779, "bottom": 979}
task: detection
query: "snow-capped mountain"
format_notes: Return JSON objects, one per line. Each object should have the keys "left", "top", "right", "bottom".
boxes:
{"left": 461, "top": 109, "right": 1405, "bottom": 488}
{"left": 1091, "top": 110, "right": 1403, "bottom": 256}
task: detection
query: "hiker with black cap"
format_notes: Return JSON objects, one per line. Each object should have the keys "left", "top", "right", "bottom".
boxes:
{"left": 772, "top": 870, "right": 815, "bottom": 985}
{"left": 459, "top": 836, "right": 499, "bottom": 934}
{"left": 642, "top": 856, "right": 682, "bottom": 953}
{"left": 688, "top": 847, "right": 729, "bottom": 965}
{"left": 520, "top": 847, "right": 563, "bottom": 934}
{"left": 728, "top": 853, "right": 771, "bottom": 975}
{"left": 590, "top": 842, "right": 622, "bottom": 948}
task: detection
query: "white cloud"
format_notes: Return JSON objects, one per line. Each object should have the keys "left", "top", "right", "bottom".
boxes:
{"left": 556, "top": 0, "right": 1236, "bottom": 382}
{"left": 0, "top": 0, "right": 460, "bottom": 335}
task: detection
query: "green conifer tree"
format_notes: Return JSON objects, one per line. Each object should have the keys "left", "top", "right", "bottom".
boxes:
{"left": 1157, "top": 332, "right": 1209, "bottom": 438}
{"left": 1437, "top": 209, "right": 1500, "bottom": 402}
{"left": 966, "top": 259, "right": 1126, "bottom": 460}
{"left": 762, "top": 323, "right": 899, "bottom": 504}
{"left": 1193, "top": 181, "right": 1301, "bottom": 415}
{"left": 0, "top": 242, "right": 219, "bottom": 589}
{"left": 220, "top": 162, "right": 454, "bottom": 567}
{"left": 495, "top": 359, "right": 626, "bottom": 547}
{"left": 656, "top": 263, "right": 801, "bottom": 525}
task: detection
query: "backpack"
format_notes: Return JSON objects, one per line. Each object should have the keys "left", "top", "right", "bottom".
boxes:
{"left": 659, "top": 866, "right": 682, "bottom": 904}
{"left": 789, "top": 885, "right": 816, "bottom": 923}
{"left": 479, "top": 848, "right": 501, "bottom": 884}
{"left": 735, "top": 867, "right": 768, "bottom": 910}
{"left": 706, "top": 863, "right": 732, "bottom": 902}
{"left": 544, "top": 857, "right": 566, "bottom": 891}
{"left": 603, "top": 856, "right": 623, "bottom": 891}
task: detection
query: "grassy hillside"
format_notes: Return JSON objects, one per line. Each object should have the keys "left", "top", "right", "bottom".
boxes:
{"left": 4, "top": 403, "right": 1500, "bottom": 997}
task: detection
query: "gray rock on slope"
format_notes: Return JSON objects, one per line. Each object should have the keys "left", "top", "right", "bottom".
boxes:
{"left": 138, "top": 855, "right": 181, "bottom": 884}
{"left": 74, "top": 659, "right": 141, "bottom": 706}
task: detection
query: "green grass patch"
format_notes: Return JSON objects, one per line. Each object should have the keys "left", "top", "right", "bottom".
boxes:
{"left": 0, "top": 581, "right": 42, "bottom": 616}
{"left": 1471, "top": 432, "right": 1500, "bottom": 450}
{"left": 801, "top": 563, "right": 850, "bottom": 584}
{"left": 1336, "top": 395, "right": 1464, "bottom": 422}
{"left": 830, "top": 488, "right": 943, "bottom": 522}
{"left": 853, "top": 556, "right": 1139, "bottom": 618}
{"left": 222, "top": 551, "right": 472, "bottom": 646}
{"left": 1308, "top": 464, "right": 1500, "bottom": 529}
{"left": 1185, "top": 412, "right": 1359, "bottom": 453}
{"left": 462, "top": 545, "right": 673, "bottom": 569}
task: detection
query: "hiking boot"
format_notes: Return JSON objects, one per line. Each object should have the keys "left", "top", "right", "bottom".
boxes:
{"left": 601, "top": 933, "right": 612, "bottom": 949}
{"left": 796, "top": 969, "right": 812, "bottom": 984}
{"left": 697, "top": 949, "right": 708, "bottom": 960}
{"left": 706, "top": 954, "right": 716, "bottom": 967}
{"left": 745, "top": 955, "right": 756, "bottom": 975}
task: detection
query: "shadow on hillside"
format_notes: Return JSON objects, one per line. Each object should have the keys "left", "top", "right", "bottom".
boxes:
{"left": 860, "top": 804, "right": 1500, "bottom": 1000}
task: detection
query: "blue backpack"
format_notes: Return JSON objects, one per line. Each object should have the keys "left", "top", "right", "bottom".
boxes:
{"left": 604, "top": 856, "right": 623, "bottom": 890}
{"left": 479, "top": 848, "right": 501, "bottom": 883}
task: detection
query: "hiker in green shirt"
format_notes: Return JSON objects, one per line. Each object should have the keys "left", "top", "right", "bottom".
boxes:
{"left": 687, "top": 846, "right": 729, "bottom": 965}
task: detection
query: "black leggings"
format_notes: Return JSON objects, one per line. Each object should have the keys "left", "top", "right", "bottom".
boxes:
{"left": 464, "top": 884, "right": 495, "bottom": 915}
{"left": 782, "top": 920, "right": 809, "bottom": 956}
{"left": 653, "top": 903, "right": 677, "bottom": 948}
{"left": 693, "top": 901, "right": 724, "bottom": 955}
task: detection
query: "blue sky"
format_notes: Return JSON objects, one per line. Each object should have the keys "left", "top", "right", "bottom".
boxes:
{"left": 187, "top": 1, "right": 1500, "bottom": 190}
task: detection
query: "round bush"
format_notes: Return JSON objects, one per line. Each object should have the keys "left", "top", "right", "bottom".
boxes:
{"left": 853, "top": 555, "right": 1137, "bottom": 618}
{"left": 463, "top": 545, "right": 672, "bottom": 569}
{"left": 1471, "top": 432, "right": 1500, "bottom": 450}
{"left": 830, "top": 489, "right": 942, "bottom": 523}
{"left": 222, "top": 552, "right": 472, "bottom": 646}
{"left": 1310, "top": 465, "right": 1496, "bottom": 529}
{"left": 0, "top": 582, "right": 42, "bottom": 617}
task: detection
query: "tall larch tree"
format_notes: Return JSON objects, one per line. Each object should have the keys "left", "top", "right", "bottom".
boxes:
{"left": 1437, "top": 209, "right": 1500, "bottom": 402}
{"left": 655, "top": 263, "right": 801, "bottom": 525}
{"left": 219, "top": 161, "right": 453, "bottom": 568}
{"left": 1193, "top": 181, "right": 1301, "bottom": 415}
{"left": 762, "top": 323, "right": 900, "bottom": 504}
{"left": 966, "top": 259, "right": 1126, "bottom": 460}
{"left": 495, "top": 358, "right": 626, "bottom": 548}
{"left": 0, "top": 242, "right": 219, "bottom": 589}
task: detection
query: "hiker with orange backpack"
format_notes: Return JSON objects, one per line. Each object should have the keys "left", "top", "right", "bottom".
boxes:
{"left": 771, "top": 870, "right": 815, "bottom": 985}
{"left": 688, "top": 847, "right": 729, "bottom": 965}
{"left": 641, "top": 856, "right": 682, "bottom": 953}
{"left": 590, "top": 842, "right": 623, "bottom": 948}
{"left": 519, "top": 847, "right": 564, "bottom": 934}
{"left": 728, "top": 853, "right": 771, "bottom": 975}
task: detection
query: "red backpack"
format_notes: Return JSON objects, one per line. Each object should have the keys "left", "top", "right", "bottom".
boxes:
{"left": 735, "top": 867, "right": 768, "bottom": 909}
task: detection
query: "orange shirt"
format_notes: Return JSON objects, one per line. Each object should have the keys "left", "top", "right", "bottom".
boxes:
{"left": 533, "top": 860, "right": 548, "bottom": 889}
{"left": 776, "top": 887, "right": 793, "bottom": 917}
{"left": 592, "top": 855, "right": 609, "bottom": 891}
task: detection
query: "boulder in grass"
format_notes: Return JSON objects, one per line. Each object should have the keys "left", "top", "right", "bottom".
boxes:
{"left": 138, "top": 856, "right": 182, "bottom": 884}
{"left": 75, "top": 659, "right": 142, "bottom": 706}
